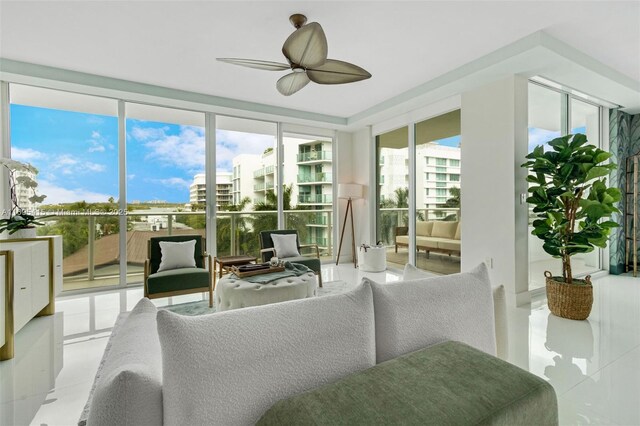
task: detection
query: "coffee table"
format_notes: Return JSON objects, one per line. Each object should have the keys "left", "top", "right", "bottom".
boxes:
{"left": 213, "top": 255, "right": 257, "bottom": 289}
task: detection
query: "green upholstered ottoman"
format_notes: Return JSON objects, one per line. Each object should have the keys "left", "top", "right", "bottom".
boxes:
{"left": 257, "top": 341, "right": 557, "bottom": 426}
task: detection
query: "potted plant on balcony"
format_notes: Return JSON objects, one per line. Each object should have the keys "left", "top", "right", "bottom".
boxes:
{"left": 522, "top": 133, "right": 620, "bottom": 320}
{"left": 0, "top": 158, "right": 48, "bottom": 238}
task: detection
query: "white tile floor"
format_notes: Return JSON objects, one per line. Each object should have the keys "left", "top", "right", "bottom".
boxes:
{"left": 1, "top": 265, "right": 639, "bottom": 425}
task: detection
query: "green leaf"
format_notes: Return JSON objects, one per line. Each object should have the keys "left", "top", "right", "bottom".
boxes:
{"left": 585, "top": 166, "right": 611, "bottom": 181}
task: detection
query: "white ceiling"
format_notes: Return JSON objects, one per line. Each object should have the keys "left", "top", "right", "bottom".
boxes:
{"left": 1, "top": 1, "right": 638, "bottom": 118}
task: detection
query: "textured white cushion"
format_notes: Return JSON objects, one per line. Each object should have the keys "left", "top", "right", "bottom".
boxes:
{"left": 367, "top": 263, "right": 495, "bottom": 363}
{"left": 87, "top": 298, "right": 162, "bottom": 426}
{"left": 402, "top": 263, "right": 508, "bottom": 359}
{"left": 270, "top": 233, "right": 300, "bottom": 258}
{"left": 157, "top": 282, "right": 376, "bottom": 426}
{"left": 158, "top": 240, "right": 196, "bottom": 272}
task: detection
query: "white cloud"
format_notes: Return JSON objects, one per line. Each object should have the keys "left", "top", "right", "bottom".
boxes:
{"left": 215, "top": 130, "right": 275, "bottom": 171}
{"left": 85, "top": 163, "right": 106, "bottom": 172}
{"left": 12, "top": 147, "right": 45, "bottom": 162}
{"left": 148, "top": 177, "right": 191, "bottom": 188}
{"left": 87, "top": 129, "right": 108, "bottom": 153}
{"left": 128, "top": 174, "right": 136, "bottom": 180}
{"left": 140, "top": 126, "right": 206, "bottom": 170}
{"left": 50, "top": 155, "right": 106, "bottom": 175}
{"left": 38, "top": 180, "right": 114, "bottom": 204}
{"left": 131, "top": 126, "right": 170, "bottom": 141}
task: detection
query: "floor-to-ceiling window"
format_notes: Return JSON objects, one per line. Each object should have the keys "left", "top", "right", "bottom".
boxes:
{"left": 414, "top": 110, "right": 461, "bottom": 274}
{"left": 9, "top": 84, "right": 119, "bottom": 291}
{"left": 4, "top": 83, "right": 338, "bottom": 292}
{"left": 376, "top": 126, "right": 409, "bottom": 268}
{"left": 215, "top": 116, "right": 277, "bottom": 258}
{"left": 283, "top": 132, "right": 334, "bottom": 260}
{"left": 125, "top": 103, "right": 206, "bottom": 284}
{"left": 527, "top": 81, "right": 603, "bottom": 290}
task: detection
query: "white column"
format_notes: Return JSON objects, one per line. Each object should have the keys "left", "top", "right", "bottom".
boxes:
{"left": 461, "top": 75, "right": 529, "bottom": 306}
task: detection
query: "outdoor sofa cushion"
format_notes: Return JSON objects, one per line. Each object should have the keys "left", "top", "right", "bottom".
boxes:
{"left": 257, "top": 341, "right": 557, "bottom": 426}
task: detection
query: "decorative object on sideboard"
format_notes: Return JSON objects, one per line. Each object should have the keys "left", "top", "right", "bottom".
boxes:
{"left": 522, "top": 134, "right": 620, "bottom": 320}
{"left": 336, "top": 183, "right": 363, "bottom": 268}
{"left": 217, "top": 14, "right": 371, "bottom": 96}
{"left": 0, "top": 158, "right": 50, "bottom": 238}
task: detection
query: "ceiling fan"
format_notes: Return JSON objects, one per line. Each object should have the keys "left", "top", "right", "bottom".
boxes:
{"left": 217, "top": 14, "right": 372, "bottom": 96}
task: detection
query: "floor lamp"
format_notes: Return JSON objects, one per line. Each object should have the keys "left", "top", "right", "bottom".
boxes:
{"left": 336, "top": 183, "right": 363, "bottom": 267}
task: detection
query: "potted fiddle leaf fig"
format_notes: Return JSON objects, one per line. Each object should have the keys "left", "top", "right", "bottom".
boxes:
{"left": 522, "top": 133, "right": 620, "bottom": 320}
{"left": 0, "top": 158, "right": 49, "bottom": 238}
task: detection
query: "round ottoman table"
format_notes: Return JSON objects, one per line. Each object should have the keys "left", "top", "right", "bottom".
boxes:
{"left": 214, "top": 271, "right": 317, "bottom": 311}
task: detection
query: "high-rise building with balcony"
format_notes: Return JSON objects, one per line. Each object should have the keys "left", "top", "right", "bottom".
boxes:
{"left": 378, "top": 142, "right": 461, "bottom": 215}
{"left": 189, "top": 172, "right": 233, "bottom": 209}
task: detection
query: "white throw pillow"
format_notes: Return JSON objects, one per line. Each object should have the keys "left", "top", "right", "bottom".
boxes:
{"left": 158, "top": 240, "right": 197, "bottom": 272}
{"left": 402, "top": 263, "right": 508, "bottom": 359}
{"left": 157, "top": 282, "right": 376, "bottom": 426}
{"left": 365, "top": 263, "right": 496, "bottom": 363}
{"left": 270, "top": 233, "right": 300, "bottom": 258}
{"left": 87, "top": 298, "right": 163, "bottom": 426}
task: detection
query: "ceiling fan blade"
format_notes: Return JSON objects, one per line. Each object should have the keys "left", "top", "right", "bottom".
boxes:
{"left": 306, "top": 59, "right": 372, "bottom": 84}
{"left": 282, "top": 22, "right": 328, "bottom": 69}
{"left": 217, "top": 58, "right": 290, "bottom": 71}
{"left": 276, "top": 72, "right": 310, "bottom": 96}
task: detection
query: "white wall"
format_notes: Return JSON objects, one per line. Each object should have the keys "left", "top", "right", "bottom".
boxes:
{"left": 461, "top": 75, "right": 529, "bottom": 306}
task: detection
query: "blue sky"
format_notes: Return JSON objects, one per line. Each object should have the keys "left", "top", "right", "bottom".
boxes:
{"left": 10, "top": 105, "right": 276, "bottom": 204}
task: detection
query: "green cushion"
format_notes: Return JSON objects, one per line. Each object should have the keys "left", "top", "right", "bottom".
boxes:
{"left": 257, "top": 341, "right": 558, "bottom": 426}
{"left": 147, "top": 268, "right": 210, "bottom": 294}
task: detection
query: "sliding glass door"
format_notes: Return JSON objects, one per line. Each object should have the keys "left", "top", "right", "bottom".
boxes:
{"left": 125, "top": 103, "right": 206, "bottom": 284}
{"left": 215, "top": 116, "right": 277, "bottom": 258}
{"left": 9, "top": 84, "right": 119, "bottom": 291}
{"left": 376, "top": 126, "right": 409, "bottom": 269}
{"left": 414, "top": 110, "right": 461, "bottom": 274}
{"left": 527, "top": 82, "right": 602, "bottom": 290}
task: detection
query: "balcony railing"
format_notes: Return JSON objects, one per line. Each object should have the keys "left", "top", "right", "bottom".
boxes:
{"left": 39, "top": 208, "right": 333, "bottom": 292}
{"left": 254, "top": 183, "right": 265, "bottom": 191}
{"left": 297, "top": 172, "right": 332, "bottom": 183}
{"left": 377, "top": 207, "right": 460, "bottom": 246}
{"left": 297, "top": 151, "right": 332, "bottom": 162}
{"left": 298, "top": 194, "right": 332, "bottom": 204}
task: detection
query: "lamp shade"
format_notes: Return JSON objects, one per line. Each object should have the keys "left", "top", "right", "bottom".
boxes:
{"left": 338, "top": 183, "right": 363, "bottom": 199}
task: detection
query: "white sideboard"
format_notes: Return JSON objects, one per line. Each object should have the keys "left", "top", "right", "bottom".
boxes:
{"left": 0, "top": 236, "right": 63, "bottom": 361}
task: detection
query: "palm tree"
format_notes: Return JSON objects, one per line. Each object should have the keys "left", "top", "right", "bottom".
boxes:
{"left": 217, "top": 197, "right": 252, "bottom": 256}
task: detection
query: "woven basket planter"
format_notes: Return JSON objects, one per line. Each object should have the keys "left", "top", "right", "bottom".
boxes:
{"left": 545, "top": 271, "right": 593, "bottom": 320}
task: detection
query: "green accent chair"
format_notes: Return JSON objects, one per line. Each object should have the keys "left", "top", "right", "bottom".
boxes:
{"left": 259, "top": 230, "right": 322, "bottom": 287}
{"left": 144, "top": 235, "right": 213, "bottom": 307}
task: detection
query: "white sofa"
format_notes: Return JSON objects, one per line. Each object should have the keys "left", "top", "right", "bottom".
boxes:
{"left": 80, "top": 264, "right": 513, "bottom": 426}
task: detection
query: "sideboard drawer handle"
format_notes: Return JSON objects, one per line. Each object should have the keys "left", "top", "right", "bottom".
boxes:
{"left": 40, "top": 274, "right": 45, "bottom": 277}
{"left": 20, "top": 287, "right": 26, "bottom": 290}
